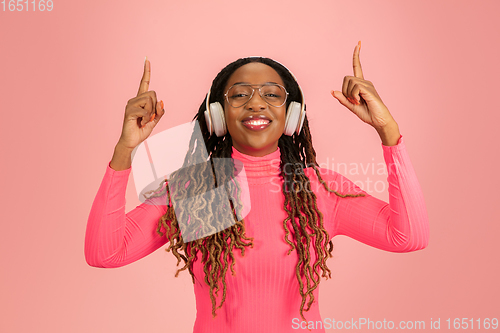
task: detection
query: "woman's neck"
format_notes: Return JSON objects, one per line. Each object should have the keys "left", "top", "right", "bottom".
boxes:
{"left": 231, "top": 146, "right": 281, "bottom": 185}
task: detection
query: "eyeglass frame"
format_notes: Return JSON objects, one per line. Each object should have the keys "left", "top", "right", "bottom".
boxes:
{"left": 224, "top": 83, "right": 289, "bottom": 108}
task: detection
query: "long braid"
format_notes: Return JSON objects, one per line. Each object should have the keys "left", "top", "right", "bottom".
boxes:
{"left": 277, "top": 113, "right": 367, "bottom": 321}
{"left": 143, "top": 56, "right": 366, "bottom": 321}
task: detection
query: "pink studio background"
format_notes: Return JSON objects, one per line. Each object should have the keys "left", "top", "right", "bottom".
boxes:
{"left": 1, "top": 0, "right": 499, "bottom": 332}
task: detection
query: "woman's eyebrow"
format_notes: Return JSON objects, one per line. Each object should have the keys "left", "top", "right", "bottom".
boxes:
{"left": 233, "top": 81, "right": 280, "bottom": 85}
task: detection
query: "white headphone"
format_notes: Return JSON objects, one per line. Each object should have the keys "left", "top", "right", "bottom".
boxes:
{"left": 204, "top": 57, "right": 306, "bottom": 137}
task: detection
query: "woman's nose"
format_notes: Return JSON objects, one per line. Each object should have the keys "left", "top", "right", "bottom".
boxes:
{"left": 245, "top": 91, "right": 267, "bottom": 110}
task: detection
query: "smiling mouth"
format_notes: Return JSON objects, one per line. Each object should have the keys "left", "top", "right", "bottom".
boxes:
{"left": 242, "top": 119, "right": 271, "bottom": 125}
{"left": 241, "top": 120, "right": 272, "bottom": 131}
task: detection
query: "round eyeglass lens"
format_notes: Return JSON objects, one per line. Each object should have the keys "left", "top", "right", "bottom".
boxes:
{"left": 226, "top": 84, "right": 287, "bottom": 107}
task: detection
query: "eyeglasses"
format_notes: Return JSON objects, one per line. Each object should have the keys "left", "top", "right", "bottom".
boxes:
{"left": 224, "top": 83, "right": 289, "bottom": 108}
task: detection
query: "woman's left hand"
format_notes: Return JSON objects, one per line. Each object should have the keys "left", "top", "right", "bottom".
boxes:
{"left": 331, "top": 41, "right": 397, "bottom": 131}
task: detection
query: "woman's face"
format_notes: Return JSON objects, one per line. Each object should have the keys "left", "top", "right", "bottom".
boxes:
{"left": 223, "top": 62, "right": 287, "bottom": 157}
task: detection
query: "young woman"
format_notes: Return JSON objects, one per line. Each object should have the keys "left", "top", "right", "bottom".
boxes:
{"left": 85, "top": 42, "right": 430, "bottom": 333}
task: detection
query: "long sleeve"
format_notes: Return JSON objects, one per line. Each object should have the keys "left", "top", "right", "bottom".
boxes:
{"left": 331, "top": 134, "right": 430, "bottom": 252}
{"left": 84, "top": 162, "right": 170, "bottom": 268}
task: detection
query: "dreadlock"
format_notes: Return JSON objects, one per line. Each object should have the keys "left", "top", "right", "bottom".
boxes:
{"left": 143, "top": 57, "right": 366, "bottom": 322}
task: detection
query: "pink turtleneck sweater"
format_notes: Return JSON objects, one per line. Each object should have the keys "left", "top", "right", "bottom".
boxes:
{"left": 85, "top": 134, "right": 429, "bottom": 332}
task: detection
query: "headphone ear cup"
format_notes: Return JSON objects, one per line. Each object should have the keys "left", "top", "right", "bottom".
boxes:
{"left": 204, "top": 109, "right": 213, "bottom": 135}
{"left": 210, "top": 102, "right": 226, "bottom": 137}
{"left": 297, "top": 108, "right": 306, "bottom": 135}
{"left": 283, "top": 101, "right": 301, "bottom": 136}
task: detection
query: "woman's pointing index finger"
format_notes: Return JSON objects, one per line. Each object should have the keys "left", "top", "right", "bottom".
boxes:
{"left": 353, "top": 41, "right": 364, "bottom": 80}
{"left": 137, "top": 56, "right": 151, "bottom": 96}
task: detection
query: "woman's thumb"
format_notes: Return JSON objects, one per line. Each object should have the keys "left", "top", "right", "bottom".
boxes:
{"left": 154, "top": 100, "right": 165, "bottom": 121}
{"left": 331, "top": 90, "right": 356, "bottom": 109}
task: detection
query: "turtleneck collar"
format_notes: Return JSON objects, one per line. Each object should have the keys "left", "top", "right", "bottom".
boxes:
{"left": 231, "top": 146, "right": 282, "bottom": 185}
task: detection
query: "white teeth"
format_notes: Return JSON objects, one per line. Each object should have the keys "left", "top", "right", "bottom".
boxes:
{"left": 244, "top": 120, "right": 270, "bottom": 125}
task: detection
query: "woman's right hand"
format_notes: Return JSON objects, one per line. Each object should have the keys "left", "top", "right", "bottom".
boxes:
{"left": 117, "top": 58, "right": 165, "bottom": 150}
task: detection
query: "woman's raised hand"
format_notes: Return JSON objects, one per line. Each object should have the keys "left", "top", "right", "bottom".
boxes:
{"left": 331, "top": 41, "right": 397, "bottom": 131}
{"left": 117, "top": 58, "right": 165, "bottom": 150}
